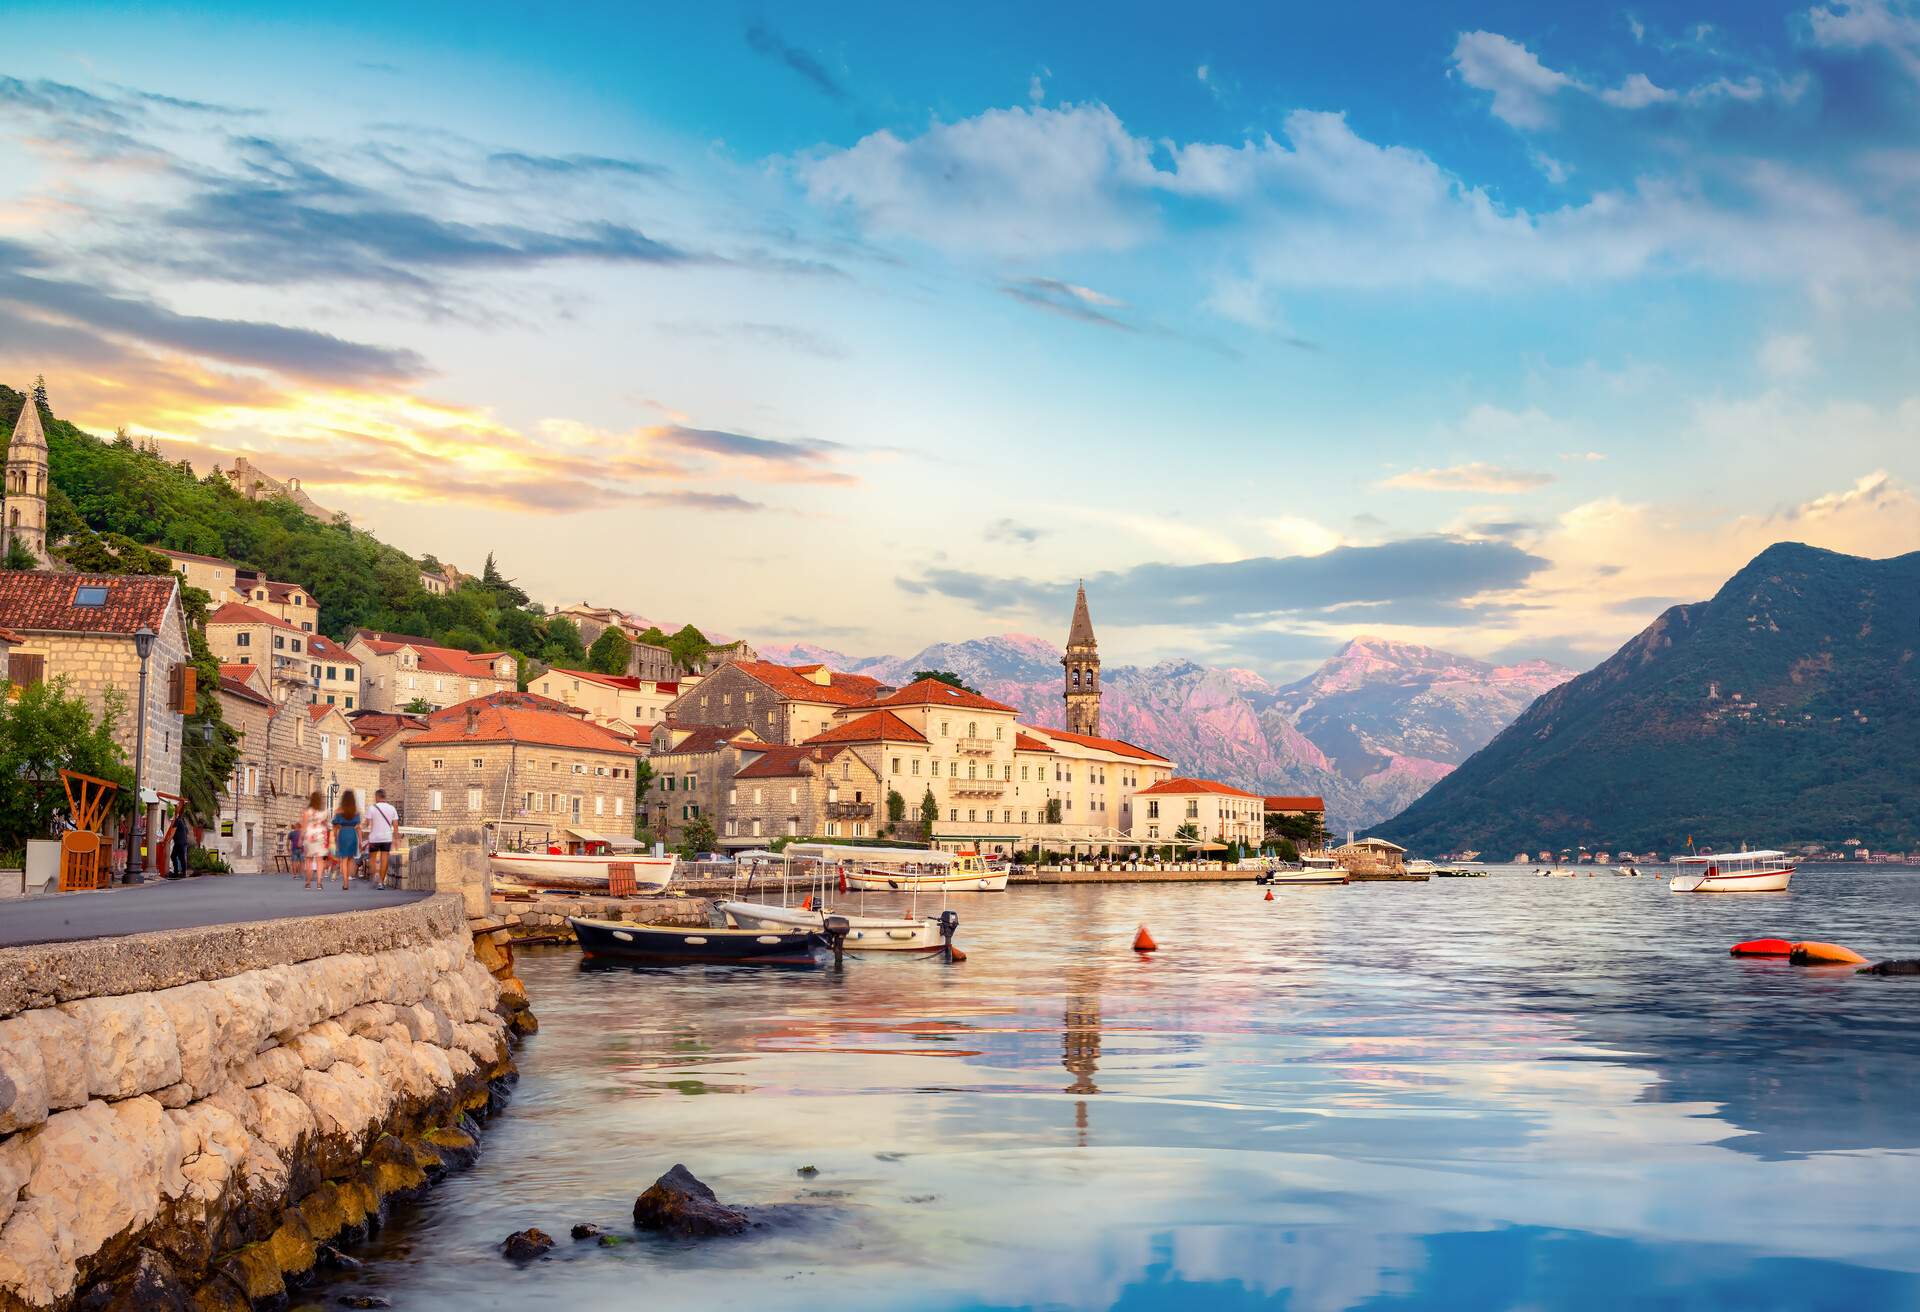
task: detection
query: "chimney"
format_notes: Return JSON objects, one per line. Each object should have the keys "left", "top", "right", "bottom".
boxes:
{"left": 464, "top": 705, "right": 479, "bottom": 736}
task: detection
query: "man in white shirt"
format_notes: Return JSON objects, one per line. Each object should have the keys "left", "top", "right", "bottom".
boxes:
{"left": 367, "top": 789, "right": 401, "bottom": 889}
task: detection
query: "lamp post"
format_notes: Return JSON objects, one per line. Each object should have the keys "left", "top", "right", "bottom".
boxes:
{"left": 125, "top": 624, "right": 156, "bottom": 883}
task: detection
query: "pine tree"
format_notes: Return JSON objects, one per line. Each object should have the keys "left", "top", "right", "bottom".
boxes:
{"left": 31, "top": 375, "right": 47, "bottom": 411}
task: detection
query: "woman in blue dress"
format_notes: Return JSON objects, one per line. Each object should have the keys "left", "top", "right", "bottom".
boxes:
{"left": 332, "top": 790, "right": 362, "bottom": 890}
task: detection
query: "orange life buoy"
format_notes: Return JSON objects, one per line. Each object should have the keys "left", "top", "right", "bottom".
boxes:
{"left": 1789, "top": 941, "right": 1868, "bottom": 966}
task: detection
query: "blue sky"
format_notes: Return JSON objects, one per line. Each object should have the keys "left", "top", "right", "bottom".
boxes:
{"left": 2, "top": 0, "right": 1916, "bottom": 674}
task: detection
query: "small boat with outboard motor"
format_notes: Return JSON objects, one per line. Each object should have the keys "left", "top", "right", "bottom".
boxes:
{"left": 717, "top": 843, "right": 967, "bottom": 955}
{"left": 569, "top": 915, "right": 843, "bottom": 965}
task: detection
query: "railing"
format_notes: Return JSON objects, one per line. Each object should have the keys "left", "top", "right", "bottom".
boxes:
{"left": 954, "top": 736, "right": 996, "bottom": 756}
{"left": 825, "top": 800, "right": 873, "bottom": 819}
{"left": 950, "top": 778, "right": 1006, "bottom": 798}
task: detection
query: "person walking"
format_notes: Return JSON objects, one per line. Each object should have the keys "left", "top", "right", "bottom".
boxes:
{"left": 300, "top": 792, "right": 330, "bottom": 889}
{"left": 367, "top": 788, "right": 400, "bottom": 889}
{"left": 332, "top": 790, "right": 362, "bottom": 890}
{"left": 169, "top": 806, "right": 192, "bottom": 879}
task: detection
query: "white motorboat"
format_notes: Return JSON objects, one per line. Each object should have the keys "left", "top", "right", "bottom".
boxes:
{"left": 716, "top": 899, "right": 959, "bottom": 954}
{"left": 1264, "top": 854, "right": 1347, "bottom": 885}
{"left": 489, "top": 830, "right": 676, "bottom": 893}
{"left": 1405, "top": 859, "right": 1440, "bottom": 876}
{"left": 1668, "top": 849, "right": 1795, "bottom": 893}
{"left": 843, "top": 850, "right": 1009, "bottom": 892}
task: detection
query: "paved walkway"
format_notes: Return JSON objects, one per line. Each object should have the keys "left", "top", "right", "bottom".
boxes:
{"left": 0, "top": 875, "right": 429, "bottom": 948}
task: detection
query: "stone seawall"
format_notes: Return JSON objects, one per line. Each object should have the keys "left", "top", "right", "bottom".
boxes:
{"left": 0, "top": 894, "right": 523, "bottom": 1311}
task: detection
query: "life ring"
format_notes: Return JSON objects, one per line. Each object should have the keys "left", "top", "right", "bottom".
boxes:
{"left": 1789, "top": 941, "right": 1868, "bottom": 966}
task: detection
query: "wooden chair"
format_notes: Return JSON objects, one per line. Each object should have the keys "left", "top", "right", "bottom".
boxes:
{"left": 57, "top": 770, "right": 118, "bottom": 891}
{"left": 272, "top": 832, "right": 293, "bottom": 873}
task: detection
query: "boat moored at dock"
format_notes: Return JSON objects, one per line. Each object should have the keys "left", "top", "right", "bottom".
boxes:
{"left": 1668, "top": 850, "right": 1796, "bottom": 893}
{"left": 569, "top": 916, "right": 823, "bottom": 964}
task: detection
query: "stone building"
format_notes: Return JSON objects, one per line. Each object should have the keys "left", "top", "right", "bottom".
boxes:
{"left": 0, "top": 572, "right": 191, "bottom": 858}
{"left": 345, "top": 710, "right": 429, "bottom": 806}
{"left": 400, "top": 699, "right": 641, "bottom": 849}
{"left": 3, "top": 393, "right": 50, "bottom": 568}
{"left": 348, "top": 631, "right": 516, "bottom": 713}
{"left": 308, "top": 632, "right": 362, "bottom": 711}
{"left": 310, "top": 703, "right": 377, "bottom": 808}
{"left": 205, "top": 602, "right": 316, "bottom": 705}
{"left": 155, "top": 549, "right": 320, "bottom": 633}
{"left": 661, "top": 659, "right": 890, "bottom": 745}
{"left": 642, "top": 723, "right": 762, "bottom": 847}
{"left": 210, "top": 665, "right": 272, "bottom": 871}
{"left": 723, "top": 743, "right": 882, "bottom": 845}
{"left": 154, "top": 549, "right": 240, "bottom": 601}
{"left": 1063, "top": 581, "right": 1101, "bottom": 736}
{"left": 529, "top": 666, "right": 680, "bottom": 737}
{"left": 1131, "top": 778, "right": 1265, "bottom": 848}
{"left": 223, "top": 456, "right": 343, "bottom": 523}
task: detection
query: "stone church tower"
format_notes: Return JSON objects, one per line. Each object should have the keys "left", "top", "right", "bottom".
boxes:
{"left": 4, "top": 393, "right": 50, "bottom": 567}
{"left": 1062, "top": 581, "right": 1101, "bottom": 735}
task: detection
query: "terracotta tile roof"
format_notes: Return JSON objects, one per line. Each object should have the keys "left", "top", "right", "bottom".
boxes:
{"left": 215, "top": 674, "right": 272, "bottom": 707}
{"left": 404, "top": 705, "right": 640, "bottom": 754}
{"left": 348, "top": 710, "right": 427, "bottom": 733}
{"left": 1034, "top": 727, "right": 1172, "bottom": 763}
{"left": 1013, "top": 731, "right": 1055, "bottom": 753}
{"left": 349, "top": 746, "right": 383, "bottom": 762}
{"left": 804, "top": 710, "right": 927, "bottom": 746}
{"left": 661, "top": 723, "right": 752, "bottom": 755}
{"left": 864, "top": 678, "right": 1015, "bottom": 713}
{"left": 156, "top": 548, "right": 238, "bottom": 567}
{"left": 732, "top": 659, "right": 878, "bottom": 707}
{"left": 426, "top": 691, "right": 581, "bottom": 721}
{"left": 1264, "top": 795, "right": 1326, "bottom": 811}
{"left": 545, "top": 666, "right": 646, "bottom": 691}
{"left": 0, "top": 626, "right": 23, "bottom": 644}
{"left": 734, "top": 743, "right": 850, "bottom": 779}
{"left": 208, "top": 601, "right": 296, "bottom": 630}
{"left": 1135, "top": 776, "right": 1264, "bottom": 799}
{"left": 355, "top": 631, "right": 511, "bottom": 681}
{"left": 309, "top": 634, "right": 358, "bottom": 663}
{"left": 0, "top": 572, "right": 179, "bottom": 637}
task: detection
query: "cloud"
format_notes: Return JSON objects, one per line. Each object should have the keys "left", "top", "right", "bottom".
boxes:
{"left": 1380, "top": 462, "right": 1555, "bottom": 494}
{"left": 655, "top": 320, "right": 847, "bottom": 359}
{"left": 1758, "top": 332, "right": 1816, "bottom": 379}
{"left": 1001, "top": 277, "right": 1136, "bottom": 330}
{"left": 487, "top": 150, "right": 669, "bottom": 180}
{"left": 1560, "top": 450, "right": 1607, "bottom": 462}
{"left": 0, "top": 238, "right": 425, "bottom": 384}
{"left": 1450, "top": 31, "right": 1575, "bottom": 128}
{"left": 744, "top": 20, "right": 849, "bottom": 103}
{"left": 899, "top": 535, "right": 1549, "bottom": 629}
{"left": 1261, "top": 515, "right": 1345, "bottom": 556}
{"left": 986, "top": 517, "right": 1046, "bottom": 546}
{"left": 648, "top": 425, "right": 855, "bottom": 484}
{"left": 1808, "top": 0, "right": 1920, "bottom": 82}
{"left": 1599, "top": 72, "right": 1676, "bottom": 108}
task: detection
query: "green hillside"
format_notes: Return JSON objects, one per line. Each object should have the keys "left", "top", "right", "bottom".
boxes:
{"left": 1376, "top": 543, "right": 1920, "bottom": 855}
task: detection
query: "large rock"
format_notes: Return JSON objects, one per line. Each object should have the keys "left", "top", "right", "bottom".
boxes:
{"left": 57, "top": 996, "right": 182, "bottom": 1101}
{"left": 73, "top": 1246, "right": 188, "bottom": 1312}
{"left": 500, "top": 1227, "right": 554, "bottom": 1261}
{"left": 632, "top": 1164, "right": 750, "bottom": 1237}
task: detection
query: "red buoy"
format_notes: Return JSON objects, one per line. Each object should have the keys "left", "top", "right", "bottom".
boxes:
{"left": 1264, "top": 889, "right": 1274, "bottom": 901}
{"left": 1730, "top": 937, "right": 1793, "bottom": 957}
{"left": 1132, "top": 925, "right": 1157, "bottom": 953}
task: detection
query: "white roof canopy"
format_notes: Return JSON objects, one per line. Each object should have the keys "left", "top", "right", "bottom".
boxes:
{"left": 1675, "top": 849, "right": 1786, "bottom": 864}
{"left": 781, "top": 843, "right": 953, "bottom": 866}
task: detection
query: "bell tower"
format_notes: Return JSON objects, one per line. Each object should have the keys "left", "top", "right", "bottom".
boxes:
{"left": 5, "top": 390, "right": 50, "bottom": 568}
{"left": 1062, "top": 581, "right": 1101, "bottom": 736}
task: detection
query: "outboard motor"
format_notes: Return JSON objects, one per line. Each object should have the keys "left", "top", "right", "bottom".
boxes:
{"left": 821, "top": 915, "right": 851, "bottom": 968}
{"left": 937, "top": 910, "right": 960, "bottom": 962}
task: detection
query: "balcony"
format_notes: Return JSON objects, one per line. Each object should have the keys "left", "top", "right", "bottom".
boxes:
{"left": 950, "top": 778, "right": 1005, "bottom": 798}
{"left": 954, "top": 736, "right": 996, "bottom": 756}
{"left": 825, "top": 800, "right": 873, "bottom": 820}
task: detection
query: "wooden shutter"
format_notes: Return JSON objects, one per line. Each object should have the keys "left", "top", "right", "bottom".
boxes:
{"left": 7, "top": 653, "right": 45, "bottom": 687}
{"left": 168, "top": 663, "right": 197, "bottom": 714}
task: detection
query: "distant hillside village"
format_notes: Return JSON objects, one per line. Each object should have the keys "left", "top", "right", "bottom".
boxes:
{"left": 0, "top": 395, "right": 1327, "bottom": 874}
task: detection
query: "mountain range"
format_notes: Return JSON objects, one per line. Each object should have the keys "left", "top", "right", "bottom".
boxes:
{"left": 1378, "top": 543, "right": 1920, "bottom": 856}
{"left": 759, "top": 634, "right": 1573, "bottom": 833}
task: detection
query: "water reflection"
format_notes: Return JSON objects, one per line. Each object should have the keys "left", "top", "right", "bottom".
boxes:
{"left": 316, "top": 866, "right": 1920, "bottom": 1310}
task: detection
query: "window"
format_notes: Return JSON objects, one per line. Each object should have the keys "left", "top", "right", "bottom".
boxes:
{"left": 911, "top": 759, "right": 920, "bottom": 775}
{"left": 345, "top": 668, "right": 355, "bottom": 681}
{"left": 949, "top": 762, "right": 958, "bottom": 777}
{"left": 753, "top": 788, "right": 763, "bottom": 805}
{"left": 430, "top": 789, "right": 443, "bottom": 812}
{"left": 74, "top": 585, "right": 108, "bottom": 607}
{"left": 467, "top": 787, "right": 483, "bottom": 812}
{"left": 431, "top": 758, "right": 444, "bottom": 770}
{"left": 788, "top": 786, "right": 798, "bottom": 804}
{"left": 471, "top": 757, "right": 484, "bottom": 769}
{"left": 1147, "top": 800, "right": 1159, "bottom": 819}
{"left": 968, "top": 809, "right": 976, "bottom": 823}
{"left": 786, "top": 819, "right": 797, "bottom": 836}
{"left": 1186, "top": 801, "right": 1199, "bottom": 819}
{"left": 941, "top": 721, "right": 949, "bottom": 737}
{"left": 891, "top": 757, "right": 901, "bottom": 774}
{"left": 948, "top": 809, "right": 957, "bottom": 822}
{"left": 595, "top": 796, "right": 605, "bottom": 816}
{"left": 751, "top": 818, "right": 762, "bottom": 837}
{"left": 728, "top": 787, "right": 738, "bottom": 805}
{"left": 236, "top": 632, "right": 250, "bottom": 648}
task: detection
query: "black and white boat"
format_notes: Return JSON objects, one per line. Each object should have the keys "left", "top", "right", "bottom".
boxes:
{"left": 569, "top": 916, "right": 823, "bottom": 965}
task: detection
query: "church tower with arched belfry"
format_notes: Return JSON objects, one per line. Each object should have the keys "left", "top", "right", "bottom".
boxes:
{"left": 1062, "top": 581, "right": 1101, "bottom": 736}
{"left": 5, "top": 387, "right": 51, "bottom": 567}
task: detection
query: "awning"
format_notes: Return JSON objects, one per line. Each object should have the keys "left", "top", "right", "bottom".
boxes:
{"left": 782, "top": 842, "right": 951, "bottom": 866}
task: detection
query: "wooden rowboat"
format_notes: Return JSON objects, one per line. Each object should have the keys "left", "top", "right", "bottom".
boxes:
{"left": 569, "top": 916, "right": 821, "bottom": 965}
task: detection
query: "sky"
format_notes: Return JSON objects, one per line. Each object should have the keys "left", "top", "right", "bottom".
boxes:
{"left": 2, "top": 0, "right": 1917, "bottom": 676}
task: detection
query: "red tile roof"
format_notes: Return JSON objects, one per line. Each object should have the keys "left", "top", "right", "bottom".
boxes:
{"left": 309, "top": 634, "right": 358, "bottom": 663}
{"left": 734, "top": 743, "right": 851, "bottom": 779}
{"left": 307, "top": 703, "right": 353, "bottom": 722}
{"left": 404, "top": 705, "right": 640, "bottom": 754}
{"left": 426, "top": 691, "right": 581, "bottom": 721}
{"left": 864, "top": 678, "right": 1015, "bottom": 713}
{"left": 804, "top": 710, "right": 928, "bottom": 745}
{"left": 1013, "top": 731, "right": 1055, "bottom": 753}
{"left": 0, "top": 626, "right": 23, "bottom": 644}
{"left": 1135, "top": 776, "right": 1264, "bottom": 799}
{"left": 215, "top": 674, "right": 272, "bottom": 707}
{"left": 1264, "top": 795, "right": 1326, "bottom": 812}
{"left": 1035, "top": 727, "right": 1173, "bottom": 763}
{"left": 0, "top": 572, "right": 179, "bottom": 637}
{"left": 545, "top": 667, "right": 646, "bottom": 691}
{"left": 348, "top": 710, "right": 427, "bottom": 733}
{"left": 732, "top": 659, "right": 877, "bottom": 707}
{"left": 208, "top": 601, "right": 297, "bottom": 631}
{"left": 349, "top": 746, "right": 383, "bottom": 762}
{"left": 355, "top": 631, "right": 512, "bottom": 681}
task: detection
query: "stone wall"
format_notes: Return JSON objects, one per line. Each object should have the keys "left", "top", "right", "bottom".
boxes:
{"left": 14, "top": 628, "right": 186, "bottom": 799}
{"left": 403, "top": 741, "right": 635, "bottom": 850}
{"left": 0, "top": 895, "right": 522, "bottom": 1311}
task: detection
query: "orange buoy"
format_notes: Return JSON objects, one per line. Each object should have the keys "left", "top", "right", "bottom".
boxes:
{"left": 1730, "top": 937, "right": 1793, "bottom": 957}
{"left": 1789, "top": 941, "right": 1869, "bottom": 966}
{"left": 800, "top": 895, "right": 814, "bottom": 911}
{"left": 948, "top": 947, "right": 967, "bottom": 963}
{"left": 1132, "top": 925, "right": 1158, "bottom": 953}
{"left": 1264, "top": 889, "right": 1274, "bottom": 901}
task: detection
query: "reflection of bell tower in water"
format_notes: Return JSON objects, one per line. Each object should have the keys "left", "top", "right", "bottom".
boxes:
{"left": 1062, "top": 981, "right": 1102, "bottom": 1147}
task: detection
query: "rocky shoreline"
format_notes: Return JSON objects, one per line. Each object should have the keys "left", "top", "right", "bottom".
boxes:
{"left": 0, "top": 894, "right": 535, "bottom": 1311}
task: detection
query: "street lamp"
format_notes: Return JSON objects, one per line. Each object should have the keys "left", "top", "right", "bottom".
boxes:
{"left": 125, "top": 624, "right": 156, "bottom": 883}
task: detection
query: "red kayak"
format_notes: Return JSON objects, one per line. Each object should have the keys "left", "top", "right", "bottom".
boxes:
{"left": 1730, "top": 937, "right": 1794, "bottom": 957}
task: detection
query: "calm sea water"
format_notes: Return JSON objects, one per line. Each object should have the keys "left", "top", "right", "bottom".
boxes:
{"left": 322, "top": 865, "right": 1920, "bottom": 1311}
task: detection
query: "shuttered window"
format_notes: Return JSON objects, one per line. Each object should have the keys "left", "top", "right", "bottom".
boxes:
{"left": 7, "top": 653, "right": 46, "bottom": 687}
